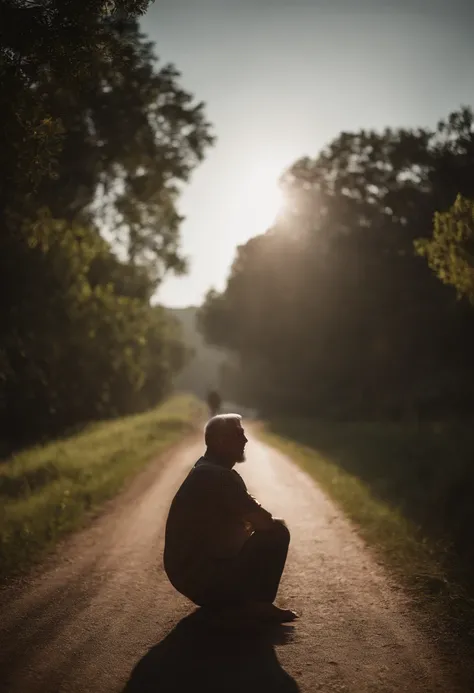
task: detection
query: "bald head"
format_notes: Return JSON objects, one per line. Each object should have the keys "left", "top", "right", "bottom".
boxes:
{"left": 204, "top": 413, "right": 247, "bottom": 466}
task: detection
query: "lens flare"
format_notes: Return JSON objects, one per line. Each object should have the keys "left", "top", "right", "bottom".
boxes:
{"left": 241, "top": 165, "right": 286, "bottom": 233}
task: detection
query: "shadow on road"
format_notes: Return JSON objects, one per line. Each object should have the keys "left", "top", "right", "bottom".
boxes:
{"left": 122, "top": 608, "right": 300, "bottom": 693}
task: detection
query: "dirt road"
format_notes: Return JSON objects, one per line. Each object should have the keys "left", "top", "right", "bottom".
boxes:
{"left": 0, "top": 433, "right": 469, "bottom": 692}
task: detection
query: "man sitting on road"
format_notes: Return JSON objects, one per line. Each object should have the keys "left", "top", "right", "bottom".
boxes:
{"left": 163, "top": 413, "right": 297, "bottom": 624}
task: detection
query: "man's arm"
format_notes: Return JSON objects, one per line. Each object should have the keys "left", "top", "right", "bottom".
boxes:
{"left": 245, "top": 505, "right": 276, "bottom": 531}
{"left": 244, "top": 496, "right": 288, "bottom": 531}
{"left": 220, "top": 471, "right": 283, "bottom": 531}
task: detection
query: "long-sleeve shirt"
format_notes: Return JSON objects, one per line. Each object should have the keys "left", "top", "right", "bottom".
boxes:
{"left": 163, "top": 456, "right": 271, "bottom": 601}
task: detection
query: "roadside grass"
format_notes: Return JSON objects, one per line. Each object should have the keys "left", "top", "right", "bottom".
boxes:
{"left": 259, "top": 419, "right": 474, "bottom": 633}
{"left": 0, "top": 394, "right": 204, "bottom": 581}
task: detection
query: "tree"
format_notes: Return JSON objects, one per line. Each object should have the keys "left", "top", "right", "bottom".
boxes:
{"left": 416, "top": 195, "right": 474, "bottom": 304}
{"left": 1, "top": 7, "right": 214, "bottom": 277}
{"left": 0, "top": 4, "right": 214, "bottom": 447}
{"left": 199, "top": 108, "right": 474, "bottom": 419}
{"left": 0, "top": 211, "right": 189, "bottom": 446}
{"left": 0, "top": 1, "right": 151, "bottom": 199}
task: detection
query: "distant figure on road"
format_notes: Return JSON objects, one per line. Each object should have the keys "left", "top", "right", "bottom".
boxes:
{"left": 163, "top": 413, "right": 298, "bottom": 625}
{"left": 206, "top": 389, "right": 221, "bottom": 417}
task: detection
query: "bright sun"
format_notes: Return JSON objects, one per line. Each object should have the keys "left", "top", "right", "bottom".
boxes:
{"left": 240, "top": 165, "right": 285, "bottom": 234}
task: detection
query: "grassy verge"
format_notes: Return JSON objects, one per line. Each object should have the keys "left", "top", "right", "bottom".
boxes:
{"left": 0, "top": 394, "right": 204, "bottom": 581}
{"left": 258, "top": 419, "right": 474, "bottom": 633}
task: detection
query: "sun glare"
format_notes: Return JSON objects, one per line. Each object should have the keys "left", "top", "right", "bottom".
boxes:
{"left": 241, "top": 165, "right": 285, "bottom": 233}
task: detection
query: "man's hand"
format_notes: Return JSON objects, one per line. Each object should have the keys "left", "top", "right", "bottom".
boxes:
{"left": 246, "top": 507, "right": 283, "bottom": 532}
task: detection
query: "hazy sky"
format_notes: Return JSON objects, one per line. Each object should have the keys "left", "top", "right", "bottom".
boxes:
{"left": 141, "top": 0, "right": 474, "bottom": 308}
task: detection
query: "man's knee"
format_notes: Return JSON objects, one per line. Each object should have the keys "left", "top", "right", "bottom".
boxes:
{"left": 271, "top": 518, "right": 290, "bottom": 545}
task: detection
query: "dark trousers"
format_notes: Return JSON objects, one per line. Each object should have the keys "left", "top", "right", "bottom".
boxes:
{"left": 200, "top": 520, "right": 290, "bottom": 607}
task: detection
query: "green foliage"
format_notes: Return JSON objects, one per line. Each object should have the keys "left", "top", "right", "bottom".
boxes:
{"left": 199, "top": 107, "right": 474, "bottom": 420}
{"left": 0, "top": 394, "right": 204, "bottom": 580}
{"left": 416, "top": 195, "right": 474, "bottom": 304}
{"left": 0, "top": 210, "right": 190, "bottom": 446}
{"left": 0, "top": 2, "right": 213, "bottom": 448}
{"left": 0, "top": 1, "right": 151, "bottom": 205}
{"left": 1, "top": 5, "right": 214, "bottom": 273}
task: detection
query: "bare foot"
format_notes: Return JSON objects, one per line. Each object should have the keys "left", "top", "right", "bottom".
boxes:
{"left": 249, "top": 602, "right": 299, "bottom": 623}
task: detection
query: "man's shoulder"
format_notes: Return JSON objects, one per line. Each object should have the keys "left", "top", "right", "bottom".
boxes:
{"left": 191, "top": 458, "right": 244, "bottom": 486}
{"left": 193, "top": 458, "right": 234, "bottom": 476}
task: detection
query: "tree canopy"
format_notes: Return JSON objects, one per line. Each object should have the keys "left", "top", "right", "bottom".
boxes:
{"left": 416, "top": 195, "right": 474, "bottom": 305}
{"left": 0, "top": 2, "right": 214, "bottom": 448}
{"left": 199, "top": 107, "right": 474, "bottom": 420}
